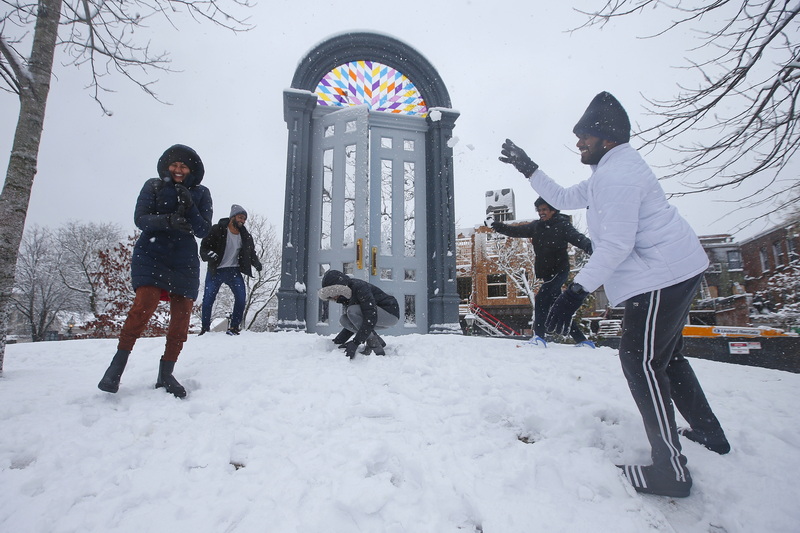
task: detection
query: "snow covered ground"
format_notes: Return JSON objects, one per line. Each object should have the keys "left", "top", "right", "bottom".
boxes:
{"left": 1, "top": 332, "right": 798, "bottom": 532}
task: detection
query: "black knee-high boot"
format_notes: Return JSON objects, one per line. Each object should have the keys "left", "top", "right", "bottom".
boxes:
{"left": 98, "top": 350, "right": 131, "bottom": 393}
{"left": 156, "top": 360, "right": 187, "bottom": 398}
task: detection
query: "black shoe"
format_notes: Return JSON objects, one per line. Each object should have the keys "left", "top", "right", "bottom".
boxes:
{"left": 617, "top": 464, "right": 692, "bottom": 498}
{"left": 98, "top": 350, "right": 131, "bottom": 393}
{"left": 156, "top": 360, "right": 187, "bottom": 398}
{"left": 226, "top": 327, "right": 240, "bottom": 336}
{"left": 198, "top": 327, "right": 209, "bottom": 336}
{"left": 678, "top": 427, "right": 730, "bottom": 455}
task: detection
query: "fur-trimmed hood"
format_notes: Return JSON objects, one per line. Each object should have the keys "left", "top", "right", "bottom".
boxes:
{"left": 318, "top": 284, "right": 352, "bottom": 301}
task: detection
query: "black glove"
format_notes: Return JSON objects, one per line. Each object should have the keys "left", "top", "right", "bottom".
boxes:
{"left": 341, "top": 340, "right": 359, "bottom": 359}
{"left": 255, "top": 262, "right": 263, "bottom": 272}
{"left": 490, "top": 221, "right": 507, "bottom": 232}
{"left": 332, "top": 329, "right": 353, "bottom": 346}
{"left": 499, "top": 139, "right": 539, "bottom": 177}
{"left": 206, "top": 251, "right": 219, "bottom": 262}
{"left": 168, "top": 214, "right": 192, "bottom": 234}
{"left": 545, "top": 282, "right": 589, "bottom": 335}
{"left": 174, "top": 184, "right": 194, "bottom": 214}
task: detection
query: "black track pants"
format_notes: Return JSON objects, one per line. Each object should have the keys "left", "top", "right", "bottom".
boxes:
{"left": 618, "top": 273, "right": 723, "bottom": 476}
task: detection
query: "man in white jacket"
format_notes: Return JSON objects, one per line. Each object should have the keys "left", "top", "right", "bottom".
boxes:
{"left": 500, "top": 91, "right": 729, "bottom": 498}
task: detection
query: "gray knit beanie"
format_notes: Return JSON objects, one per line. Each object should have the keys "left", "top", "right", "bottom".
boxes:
{"left": 230, "top": 204, "right": 248, "bottom": 219}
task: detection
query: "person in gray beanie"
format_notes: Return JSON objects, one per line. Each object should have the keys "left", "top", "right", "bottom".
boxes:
{"left": 199, "top": 204, "right": 262, "bottom": 335}
{"left": 499, "top": 91, "right": 729, "bottom": 498}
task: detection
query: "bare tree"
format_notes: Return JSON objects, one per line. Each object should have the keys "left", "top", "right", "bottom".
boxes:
{"left": 576, "top": 1, "right": 800, "bottom": 230}
{"left": 83, "top": 233, "right": 172, "bottom": 338}
{"left": 12, "top": 226, "right": 80, "bottom": 341}
{"left": 0, "top": 0, "right": 252, "bottom": 373}
{"left": 486, "top": 233, "right": 540, "bottom": 329}
{"left": 55, "top": 220, "right": 123, "bottom": 316}
{"left": 243, "top": 214, "right": 281, "bottom": 331}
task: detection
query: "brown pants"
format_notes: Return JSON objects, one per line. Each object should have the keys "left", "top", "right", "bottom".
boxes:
{"left": 117, "top": 286, "right": 194, "bottom": 362}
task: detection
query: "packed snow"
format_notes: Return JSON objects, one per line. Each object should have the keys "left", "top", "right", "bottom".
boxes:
{"left": 1, "top": 332, "right": 798, "bottom": 532}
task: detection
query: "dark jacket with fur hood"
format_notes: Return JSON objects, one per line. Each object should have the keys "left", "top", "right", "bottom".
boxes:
{"left": 321, "top": 269, "right": 400, "bottom": 345}
{"left": 199, "top": 218, "right": 262, "bottom": 277}
{"left": 492, "top": 213, "right": 592, "bottom": 280}
{"left": 130, "top": 145, "right": 213, "bottom": 300}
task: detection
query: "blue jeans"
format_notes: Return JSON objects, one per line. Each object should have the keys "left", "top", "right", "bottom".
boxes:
{"left": 534, "top": 269, "right": 587, "bottom": 342}
{"left": 201, "top": 267, "right": 246, "bottom": 330}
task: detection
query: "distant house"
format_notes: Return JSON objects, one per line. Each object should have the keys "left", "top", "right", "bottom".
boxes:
{"left": 698, "top": 234, "right": 746, "bottom": 298}
{"left": 739, "top": 221, "right": 800, "bottom": 298}
{"left": 456, "top": 221, "right": 598, "bottom": 336}
{"left": 736, "top": 220, "right": 800, "bottom": 331}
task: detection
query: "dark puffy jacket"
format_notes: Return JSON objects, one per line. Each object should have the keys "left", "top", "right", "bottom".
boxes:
{"left": 322, "top": 269, "right": 400, "bottom": 344}
{"left": 492, "top": 213, "right": 592, "bottom": 280}
{"left": 130, "top": 145, "right": 213, "bottom": 300}
{"left": 200, "top": 218, "right": 262, "bottom": 277}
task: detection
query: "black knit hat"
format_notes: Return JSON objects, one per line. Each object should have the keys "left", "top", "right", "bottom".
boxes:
{"left": 534, "top": 196, "right": 558, "bottom": 213}
{"left": 572, "top": 92, "right": 631, "bottom": 143}
{"left": 157, "top": 144, "right": 205, "bottom": 184}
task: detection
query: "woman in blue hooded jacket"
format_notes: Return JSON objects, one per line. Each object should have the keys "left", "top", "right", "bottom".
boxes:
{"left": 98, "top": 144, "right": 213, "bottom": 398}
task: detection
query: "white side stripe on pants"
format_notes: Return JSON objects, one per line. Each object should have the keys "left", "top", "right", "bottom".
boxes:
{"left": 641, "top": 289, "right": 687, "bottom": 483}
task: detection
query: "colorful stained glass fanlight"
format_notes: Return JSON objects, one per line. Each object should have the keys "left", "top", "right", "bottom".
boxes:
{"left": 315, "top": 60, "right": 428, "bottom": 116}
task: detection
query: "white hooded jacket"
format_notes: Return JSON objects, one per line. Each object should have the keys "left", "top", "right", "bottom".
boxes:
{"left": 529, "top": 143, "right": 708, "bottom": 306}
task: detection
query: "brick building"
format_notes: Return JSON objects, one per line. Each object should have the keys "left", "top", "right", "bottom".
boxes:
{"left": 739, "top": 221, "right": 800, "bottom": 296}
{"left": 456, "top": 225, "right": 536, "bottom": 335}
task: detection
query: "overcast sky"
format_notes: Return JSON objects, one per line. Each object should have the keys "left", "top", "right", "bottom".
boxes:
{"left": 1, "top": 0, "right": 792, "bottom": 241}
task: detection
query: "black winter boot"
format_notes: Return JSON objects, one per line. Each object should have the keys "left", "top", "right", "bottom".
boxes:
{"left": 98, "top": 350, "right": 131, "bottom": 393}
{"left": 365, "top": 332, "right": 386, "bottom": 356}
{"left": 156, "top": 360, "right": 187, "bottom": 398}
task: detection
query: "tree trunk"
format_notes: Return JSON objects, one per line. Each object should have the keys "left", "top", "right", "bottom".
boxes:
{"left": 0, "top": 0, "right": 63, "bottom": 374}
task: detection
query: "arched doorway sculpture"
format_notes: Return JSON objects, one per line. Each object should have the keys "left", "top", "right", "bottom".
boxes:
{"left": 277, "top": 32, "right": 460, "bottom": 336}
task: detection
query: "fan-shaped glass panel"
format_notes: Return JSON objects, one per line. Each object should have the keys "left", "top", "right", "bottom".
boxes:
{"left": 315, "top": 60, "right": 428, "bottom": 116}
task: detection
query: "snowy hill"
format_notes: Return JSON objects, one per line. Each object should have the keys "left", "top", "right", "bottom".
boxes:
{"left": 1, "top": 332, "right": 798, "bottom": 532}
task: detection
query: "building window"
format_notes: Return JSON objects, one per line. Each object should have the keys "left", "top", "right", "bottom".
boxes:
{"left": 789, "top": 238, "right": 798, "bottom": 261}
{"left": 487, "top": 273, "right": 507, "bottom": 298}
{"left": 457, "top": 277, "right": 472, "bottom": 303}
{"left": 773, "top": 241, "right": 784, "bottom": 267}
{"left": 759, "top": 248, "right": 769, "bottom": 272}
{"left": 489, "top": 207, "right": 512, "bottom": 222}
{"left": 727, "top": 250, "right": 743, "bottom": 270}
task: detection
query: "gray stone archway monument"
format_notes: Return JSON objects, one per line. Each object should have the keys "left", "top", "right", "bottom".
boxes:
{"left": 276, "top": 31, "right": 461, "bottom": 336}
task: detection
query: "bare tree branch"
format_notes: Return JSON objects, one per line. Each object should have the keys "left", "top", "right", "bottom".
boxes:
{"left": 575, "top": 0, "right": 800, "bottom": 229}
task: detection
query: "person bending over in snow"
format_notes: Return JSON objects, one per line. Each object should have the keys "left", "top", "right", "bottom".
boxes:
{"left": 499, "top": 91, "right": 729, "bottom": 498}
{"left": 318, "top": 269, "right": 399, "bottom": 358}
{"left": 98, "top": 144, "right": 213, "bottom": 398}
{"left": 489, "top": 196, "right": 593, "bottom": 348}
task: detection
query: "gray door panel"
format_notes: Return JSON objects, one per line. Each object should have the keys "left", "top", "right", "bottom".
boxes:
{"left": 307, "top": 106, "right": 428, "bottom": 336}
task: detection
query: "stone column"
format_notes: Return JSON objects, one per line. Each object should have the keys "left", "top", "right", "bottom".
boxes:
{"left": 276, "top": 89, "right": 317, "bottom": 331}
{"left": 425, "top": 108, "right": 462, "bottom": 334}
